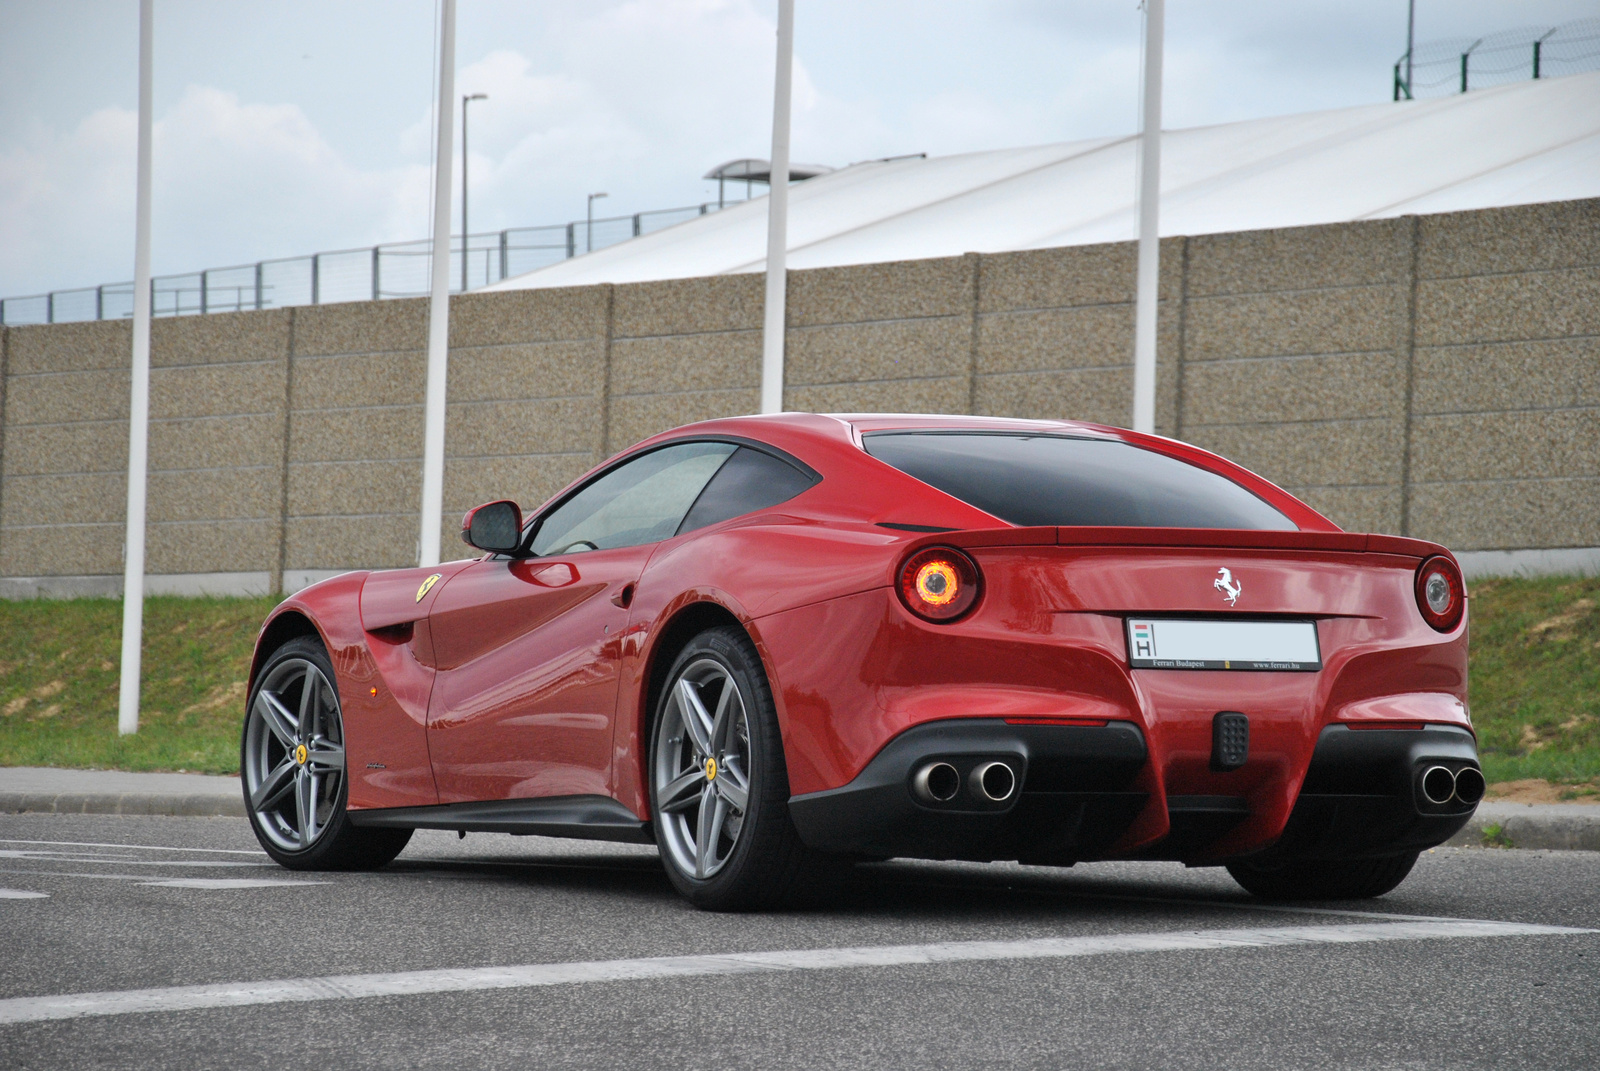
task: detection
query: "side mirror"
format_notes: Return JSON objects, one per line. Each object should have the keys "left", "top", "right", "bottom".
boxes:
{"left": 460, "top": 500, "right": 523, "bottom": 554}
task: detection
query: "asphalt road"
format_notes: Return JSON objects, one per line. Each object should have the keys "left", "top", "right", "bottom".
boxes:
{"left": 0, "top": 813, "right": 1595, "bottom": 1070}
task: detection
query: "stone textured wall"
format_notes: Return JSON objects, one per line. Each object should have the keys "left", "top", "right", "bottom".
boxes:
{"left": 1, "top": 197, "right": 1594, "bottom": 591}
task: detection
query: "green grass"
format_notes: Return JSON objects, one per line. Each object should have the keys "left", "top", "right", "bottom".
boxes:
{"left": 1466, "top": 575, "right": 1600, "bottom": 785}
{"left": 0, "top": 596, "right": 277, "bottom": 774}
{"left": 0, "top": 576, "right": 1597, "bottom": 781}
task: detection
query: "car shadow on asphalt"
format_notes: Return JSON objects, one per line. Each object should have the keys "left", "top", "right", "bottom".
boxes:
{"left": 379, "top": 844, "right": 1308, "bottom": 923}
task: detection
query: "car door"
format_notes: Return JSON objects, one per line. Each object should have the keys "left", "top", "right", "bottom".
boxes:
{"left": 425, "top": 440, "right": 738, "bottom": 804}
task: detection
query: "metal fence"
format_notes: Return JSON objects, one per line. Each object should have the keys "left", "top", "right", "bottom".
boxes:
{"left": 0, "top": 199, "right": 734, "bottom": 326}
{"left": 1394, "top": 18, "right": 1600, "bottom": 100}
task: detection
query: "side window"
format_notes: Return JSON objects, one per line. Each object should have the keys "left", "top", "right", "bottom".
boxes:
{"left": 531, "top": 442, "right": 736, "bottom": 555}
{"left": 677, "top": 446, "right": 818, "bottom": 535}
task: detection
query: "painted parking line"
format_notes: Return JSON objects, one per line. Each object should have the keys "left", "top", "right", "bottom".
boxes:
{"left": 0, "top": 889, "right": 48, "bottom": 900}
{"left": 0, "top": 869, "right": 327, "bottom": 888}
{"left": 0, "top": 850, "right": 272, "bottom": 869}
{"left": 0, "top": 918, "right": 1589, "bottom": 1026}
{"left": 0, "top": 839, "right": 265, "bottom": 857}
{"left": 137, "top": 878, "right": 329, "bottom": 890}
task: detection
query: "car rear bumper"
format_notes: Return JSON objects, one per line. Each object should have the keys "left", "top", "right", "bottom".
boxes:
{"left": 785, "top": 718, "right": 1480, "bottom": 865}
{"left": 1249, "top": 723, "right": 1481, "bottom": 862}
{"left": 787, "top": 718, "right": 1150, "bottom": 863}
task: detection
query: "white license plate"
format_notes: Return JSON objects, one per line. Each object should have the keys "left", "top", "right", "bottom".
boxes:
{"left": 1125, "top": 618, "right": 1321, "bottom": 671}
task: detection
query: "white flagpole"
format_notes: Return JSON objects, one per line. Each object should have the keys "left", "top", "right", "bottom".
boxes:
{"left": 1131, "top": 0, "right": 1164, "bottom": 435}
{"left": 418, "top": 0, "right": 456, "bottom": 567}
{"left": 759, "top": 0, "right": 795, "bottom": 415}
{"left": 118, "top": 0, "right": 155, "bottom": 735}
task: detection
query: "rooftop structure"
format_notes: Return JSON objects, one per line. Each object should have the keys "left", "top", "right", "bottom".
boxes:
{"left": 486, "top": 70, "right": 1600, "bottom": 292}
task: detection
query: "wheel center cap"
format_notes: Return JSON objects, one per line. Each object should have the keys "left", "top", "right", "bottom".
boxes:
{"left": 704, "top": 756, "right": 717, "bottom": 781}
{"left": 294, "top": 744, "right": 308, "bottom": 766}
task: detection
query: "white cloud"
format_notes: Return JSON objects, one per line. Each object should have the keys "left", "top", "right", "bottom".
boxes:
{"left": 0, "top": 106, "right": 137, "bottom": 295}
{"left": 0, "top": 86, "right": 429, "bottom": 294}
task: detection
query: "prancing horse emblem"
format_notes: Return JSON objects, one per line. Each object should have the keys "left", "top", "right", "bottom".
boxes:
{"left": 1214, "top": 567, "right": 1242, "bottom": 606}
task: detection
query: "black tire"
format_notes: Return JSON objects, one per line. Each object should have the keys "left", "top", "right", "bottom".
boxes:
{"left": 242, "top": 636, "right": 412, "bottom": 871}
{"left": 648, "top": 625, "right": 827, "bottom": 910}
{"left": 1226, "top": 851, "right": 1420, "bottom": 900}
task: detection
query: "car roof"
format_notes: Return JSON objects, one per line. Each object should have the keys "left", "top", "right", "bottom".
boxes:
{"left": 568, "top": 412, "right": 1341, "bottom": 534}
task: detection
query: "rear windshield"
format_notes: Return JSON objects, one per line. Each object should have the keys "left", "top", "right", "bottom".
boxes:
{"left": 862, "top": 432, "right": 1297, "bottom": 530}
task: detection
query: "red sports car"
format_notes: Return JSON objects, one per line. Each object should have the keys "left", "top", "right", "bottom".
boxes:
{"left": 243, "top": 413, "right": 1480, "bottom": 909}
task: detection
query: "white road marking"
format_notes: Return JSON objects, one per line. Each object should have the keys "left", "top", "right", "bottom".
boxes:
{"left": 0, "top": 919, "right": 1588, "bottom": 1026}
{"left": 0, "top": 850, "right": 271, "bottom": 868}
{"left": 137, "top": 878, "right": 328, "bottom": 890}
{"left": 0, "top": 869, "right": 329, "bottom": 887}
{"left": 0, "top": 839, "right": 264, "bottom": 857}
{"left": 0, "top": 889, "right": 48, "bottom": 900}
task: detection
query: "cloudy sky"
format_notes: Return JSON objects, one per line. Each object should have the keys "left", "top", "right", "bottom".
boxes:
{"left": 1, "top": 0, "right": 1594, "bottom": 296}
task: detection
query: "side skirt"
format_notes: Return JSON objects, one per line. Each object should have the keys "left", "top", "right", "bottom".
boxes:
{"left": 347, "top": 795, "right": 652, "bottom": 844}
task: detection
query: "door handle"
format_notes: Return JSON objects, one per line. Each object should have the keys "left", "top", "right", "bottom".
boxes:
{"left": 611, "top": 582, "right": 636, "bottom": 609}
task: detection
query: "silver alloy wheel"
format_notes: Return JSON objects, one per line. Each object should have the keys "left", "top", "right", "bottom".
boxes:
{"left": 653, "top": 657, "right": 753, "bottom": 880}
{"left": 243, "top": 657, "right": 347, "bottom": 853}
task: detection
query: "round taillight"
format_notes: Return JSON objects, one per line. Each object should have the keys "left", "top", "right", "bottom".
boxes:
{"left": 1415, "top": 556, "right": 1464, "bottom": 632}
{"left": 898, "top": 547, "right": 981, "bottom": 622}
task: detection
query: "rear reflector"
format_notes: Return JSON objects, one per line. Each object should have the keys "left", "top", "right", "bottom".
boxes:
{"left": 1004, "top": 717, "right": 1111, "bottom": 727}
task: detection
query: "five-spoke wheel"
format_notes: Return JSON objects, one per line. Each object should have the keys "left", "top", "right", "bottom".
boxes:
{"left": 653, "top": 657, "right": 754, "bottom": 880}
{"left": 648, "top": 626, "right": 822, "bottom": 909}
{"left": 244, "top": 649, "right": 347, "bottom": 853}
{"left": 242, "top": 636, "right": 411, "bottom": 869}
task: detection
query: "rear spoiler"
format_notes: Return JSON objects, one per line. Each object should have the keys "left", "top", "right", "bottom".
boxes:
{"left": 924, "top": 526, "right": 1451, "bottom": 561}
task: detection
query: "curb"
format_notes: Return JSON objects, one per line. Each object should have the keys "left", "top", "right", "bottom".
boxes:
{"left": 1445, "top": 803, "right": 1600, "bottom": 852}
{"left": 0, "top": 793, "right": 244, "bottom": 818}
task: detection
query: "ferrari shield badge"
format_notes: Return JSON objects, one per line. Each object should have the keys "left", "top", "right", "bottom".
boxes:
{"left": 415, "top": 573, "right": 442, "bottom": 603}
{"left": 1213, "top": 567, "right": 1242, "bottom": 606}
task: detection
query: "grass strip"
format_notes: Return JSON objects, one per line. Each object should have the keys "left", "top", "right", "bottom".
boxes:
{"left": 0, "top": 597, "right": 275, "bottom": 774}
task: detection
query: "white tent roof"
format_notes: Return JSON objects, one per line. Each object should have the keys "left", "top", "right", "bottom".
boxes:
{"left": 487, "top": 71, "right": 1600, "bottom": 292}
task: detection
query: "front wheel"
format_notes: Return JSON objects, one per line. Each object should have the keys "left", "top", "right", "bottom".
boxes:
{"left": 1226, "top": 852, "right": 1420, "bottom": 900}
{"left": 242, "top": 636, "right": 412, "bottom": 870}
{"left": 649, "top": 626, "right": 821, "bottom": 910}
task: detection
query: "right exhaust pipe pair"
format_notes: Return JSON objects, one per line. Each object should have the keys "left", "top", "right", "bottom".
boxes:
{"left": 1421, "top": 764, "right": 1486, "bottom": 806}
{"left": 912, "top": 760, "right": 1017, "bottom": 804}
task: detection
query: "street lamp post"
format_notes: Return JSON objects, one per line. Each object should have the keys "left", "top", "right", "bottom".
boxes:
{"left": 1130, "top": 0, "right": 1164, "bottom": 435}
{"left": 419, "top": 0, "right": 458, "bottom": 568}
{"left": 461, "top": 93, "right": 487, "bottom": 291}
{"left": 119, "top": 0, "right": 156, "bottom": 735}
{"left": 1404, "top": 0, "right": 1416, "bottom": 99}
{"left": 761, "top": 0, "right": 796, "bottom": 416}
{"left": 587, "top": 192, "right": 608, "bottom": 253}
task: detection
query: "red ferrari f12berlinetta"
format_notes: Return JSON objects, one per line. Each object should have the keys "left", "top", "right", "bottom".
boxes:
{"left": 243, "top": 414, "right": 1479, "bottom": 909}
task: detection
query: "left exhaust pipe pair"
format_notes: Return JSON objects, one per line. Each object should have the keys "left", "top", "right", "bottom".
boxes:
{"left": 911, "top": 760, "right": 1016, "bottom": 805}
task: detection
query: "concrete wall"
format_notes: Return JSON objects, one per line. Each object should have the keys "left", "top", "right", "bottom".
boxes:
{"left": 1, "top": 197, "right": 1595, "bottom": 595}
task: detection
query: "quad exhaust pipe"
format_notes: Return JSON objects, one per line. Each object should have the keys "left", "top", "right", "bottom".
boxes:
{"left": 1420, "top": 764, "right": 1486, "bottom": 806}
{"left": 970, "top": 760, "right": 1017, "bottom": 803}
{"left": 910, "top": 760, "right": 1018, "bottom": 805}
{"left": 911, "top": 762, "right": 961, "bottom": 803}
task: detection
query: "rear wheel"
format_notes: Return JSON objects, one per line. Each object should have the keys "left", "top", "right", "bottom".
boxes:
{"left": 1226, "top": 852, "right": 1419, "bottom": 900}
{"left": 242, "top": 636, "right": 412, "bottom": 870}
{"left": 649, "top": 626, "right": 820, "bottom": 910}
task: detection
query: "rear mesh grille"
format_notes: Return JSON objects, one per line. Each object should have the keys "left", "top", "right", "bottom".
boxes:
{"left": 1211, "top": 711, "right": 1250, "bottom": 771}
